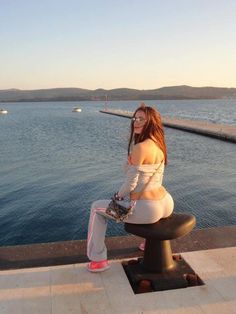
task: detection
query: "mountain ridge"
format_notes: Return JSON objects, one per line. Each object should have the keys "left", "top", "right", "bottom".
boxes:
{"left": 0, "top": 85, "right": 236, "bottom": 102}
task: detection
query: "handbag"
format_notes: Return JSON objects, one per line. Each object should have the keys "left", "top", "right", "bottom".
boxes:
{"left": 105, "top": 196, "right": 135, "bottom": 222}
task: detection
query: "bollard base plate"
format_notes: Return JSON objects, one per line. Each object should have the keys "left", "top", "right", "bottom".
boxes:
{"left": 122, "top": 254, "right": 204, "bottom": 294}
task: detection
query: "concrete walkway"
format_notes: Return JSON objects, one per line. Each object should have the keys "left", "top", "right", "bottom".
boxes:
{"left": 0, "top": 247, "right": 235, "bottom": 313}
{"left": 163, "top": 117, "right": 236, "bottom": 143}
{"left": 100, "top": 109, "right": 236, "bottom": 143}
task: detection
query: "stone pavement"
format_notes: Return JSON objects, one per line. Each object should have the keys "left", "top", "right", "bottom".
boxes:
{"left": 0, "top": 247, "right": 235, "bottom": 314}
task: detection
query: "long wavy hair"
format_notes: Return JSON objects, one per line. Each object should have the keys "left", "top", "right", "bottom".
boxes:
{"left": 128, "top": 103, "right": 167, "bottom": 164}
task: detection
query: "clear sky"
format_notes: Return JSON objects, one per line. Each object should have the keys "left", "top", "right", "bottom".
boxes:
{"left": 0, "top": 0, "right": 236, "bottom": 90}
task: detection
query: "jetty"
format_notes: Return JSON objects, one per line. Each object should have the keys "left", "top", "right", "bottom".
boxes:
{"left": 100, "top": 109, "right": 236, "bottom": 143}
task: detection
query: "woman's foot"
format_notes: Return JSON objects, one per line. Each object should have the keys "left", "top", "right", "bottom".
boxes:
{"left": 87, "top": 260, "right": 110, "bottom": 272}
{"left": 138, "top": 241, "right": 145, "bottom": 251}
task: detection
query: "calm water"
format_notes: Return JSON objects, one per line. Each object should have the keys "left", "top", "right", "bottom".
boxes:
{"left": 0, "top": 100, "right": 236, "bottom": 246}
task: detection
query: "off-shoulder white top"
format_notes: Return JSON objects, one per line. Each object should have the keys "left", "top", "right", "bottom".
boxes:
{"left": 118, "top": 161, "right": 164, "bottom": 199}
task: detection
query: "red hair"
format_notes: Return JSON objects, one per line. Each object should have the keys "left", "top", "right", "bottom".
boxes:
{"left": 128, "top": 103, "right": 167, "bottom": 164}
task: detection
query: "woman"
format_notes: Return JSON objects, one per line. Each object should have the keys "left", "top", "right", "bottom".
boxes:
{"left": 87, "top": 103, "right": 174, "bottom": 272}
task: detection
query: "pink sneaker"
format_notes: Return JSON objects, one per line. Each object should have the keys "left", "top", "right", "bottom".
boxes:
{"left": 138, "top": 241, "right": 145, "bottom": 251}
{"left": 87, "top": 260, "right": 110, "bottom": 273}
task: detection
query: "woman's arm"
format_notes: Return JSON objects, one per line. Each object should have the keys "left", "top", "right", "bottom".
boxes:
{"left": 130, "top": 143, "right": 145, "bottom": 165}
{"left": 118, "top": 166, "right": 140, "bottom": 198}
{"left": 118, "top": 143, "right": 144, "bottom": 198}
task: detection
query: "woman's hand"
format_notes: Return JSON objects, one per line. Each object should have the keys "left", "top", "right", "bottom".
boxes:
{"left": 113, "top": 192, "right": 124, "bottom": 201}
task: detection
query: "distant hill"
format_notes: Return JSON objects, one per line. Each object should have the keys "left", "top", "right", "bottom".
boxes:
{"left": 0, "top": 85, "right": 236, "bottom": 102}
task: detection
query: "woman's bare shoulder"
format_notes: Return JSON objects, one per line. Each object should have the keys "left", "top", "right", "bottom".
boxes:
{"left": 141, "top": 138, "right": 161, "bottom": 151}
{"left": 132, "top": 139, "right": 159, "bottom": 154}
{"left": 134, "top": 139, "right": 152, "bottom": 148}
{"left": 141, "top": 139, "right": 164, "bottom": 162}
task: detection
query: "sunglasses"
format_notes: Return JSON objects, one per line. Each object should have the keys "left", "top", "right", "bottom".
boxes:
{"left": 131, "top": 117, "right": 146, "bottom": 123}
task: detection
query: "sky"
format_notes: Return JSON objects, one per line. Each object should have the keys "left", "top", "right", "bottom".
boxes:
{"left": 0, "top": 0, "right": 236, "bottom": 90}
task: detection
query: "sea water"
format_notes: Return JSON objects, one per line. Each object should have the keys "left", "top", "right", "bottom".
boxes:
{"left": 0, "top": 99, "right": 235, "bottom": 246}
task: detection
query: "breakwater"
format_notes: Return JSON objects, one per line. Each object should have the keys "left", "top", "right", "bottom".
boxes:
{"left": 100, "top": 109, "right": 236, "bottom": 143}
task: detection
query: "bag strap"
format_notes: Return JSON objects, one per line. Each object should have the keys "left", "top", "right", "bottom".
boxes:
{"left": 136, "top": 160, "right": 164, "bottom": 200}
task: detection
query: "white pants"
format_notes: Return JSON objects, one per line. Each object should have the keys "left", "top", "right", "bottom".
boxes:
{"left": 87, "top": 193, "right": 174, "bottom": 261}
